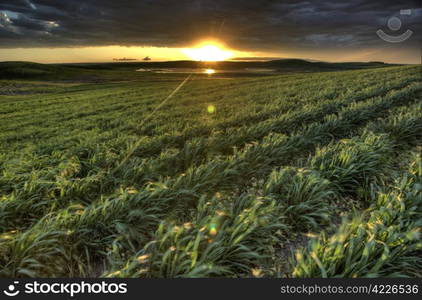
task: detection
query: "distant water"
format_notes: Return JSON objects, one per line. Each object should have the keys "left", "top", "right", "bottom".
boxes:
{"left": 136, "top": 68, "right": 275, "bottom": 74}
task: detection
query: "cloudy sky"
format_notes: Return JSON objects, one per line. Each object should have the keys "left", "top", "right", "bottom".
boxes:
{"left": 0, "top": 0, "right": 421, "bottom": 63}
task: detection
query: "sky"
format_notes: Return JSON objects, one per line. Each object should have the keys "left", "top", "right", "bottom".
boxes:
{"left": 0, "top": 0, "right": 421, "bottom": 63}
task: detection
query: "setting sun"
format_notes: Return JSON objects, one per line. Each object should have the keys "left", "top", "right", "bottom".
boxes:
{"left": 182, "top": 44, "right": 233, "bottom": 62}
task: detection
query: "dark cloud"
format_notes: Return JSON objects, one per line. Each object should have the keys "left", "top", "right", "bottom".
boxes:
{"left": 0, "top": 0, "right": 420, "bottom": 53}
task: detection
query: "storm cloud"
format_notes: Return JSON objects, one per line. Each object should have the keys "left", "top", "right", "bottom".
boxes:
{"left": 0, "top": 0, "right": 420, "bottom": 53}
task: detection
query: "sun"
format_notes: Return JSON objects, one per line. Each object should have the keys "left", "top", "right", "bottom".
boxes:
{"left": 182, "top": 43, "right": 233, "bottom": 62}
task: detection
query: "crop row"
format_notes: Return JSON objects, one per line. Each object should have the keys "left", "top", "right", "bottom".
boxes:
{"left": 1, "top": 82, "right": 420, "bottom": 277}
{"left": 102, "top": 109, "right": 422, "bottom": 278}
{"left": 1, "top": 80, "right": 420, "bottom": 233}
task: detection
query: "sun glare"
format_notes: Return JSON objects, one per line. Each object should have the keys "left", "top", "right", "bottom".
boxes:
{"left": 182, "top": 43, "right": 233, "bottom": 61}
{"left": 204, "top": 68, "right": 216, "bottom": 75}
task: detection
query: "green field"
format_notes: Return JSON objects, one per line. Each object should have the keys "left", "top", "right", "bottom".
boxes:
{"left": 0, "top": 62, "right": 421, "bottom": 278}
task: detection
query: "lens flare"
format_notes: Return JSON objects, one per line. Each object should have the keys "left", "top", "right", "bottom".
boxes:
{"left": 209, "top": 224, "right": 218, "bottom": 236}
{"left": 207, "top": 105, "right": 216, "bottom": 114}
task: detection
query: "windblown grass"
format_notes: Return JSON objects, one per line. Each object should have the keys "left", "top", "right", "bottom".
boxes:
{"left": 0, "top": 65, "right": 421, "bottom": 277}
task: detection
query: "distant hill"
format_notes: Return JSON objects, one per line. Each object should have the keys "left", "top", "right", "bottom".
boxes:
{"left": 0, "top": 59, "right": 396, "bottom": 80}
{"left": 0, "top": 61, "right": 85, "bottom": 79}
{"left": 65, "top": 59, "right": 393, "bottom": 72}
{"left": 265, "top": 59, "right": 390, "bottom": 72}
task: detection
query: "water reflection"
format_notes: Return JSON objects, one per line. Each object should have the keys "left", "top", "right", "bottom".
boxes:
{"left": 136, "top": 68, "right": 275, "bottom": 74}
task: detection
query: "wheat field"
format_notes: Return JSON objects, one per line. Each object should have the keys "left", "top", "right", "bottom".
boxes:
{"left": 0, "top": 64, "right": 421, "bottom": 278}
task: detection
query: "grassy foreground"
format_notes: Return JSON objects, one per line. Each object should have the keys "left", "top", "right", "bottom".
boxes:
{"left": 0, "top": 64, "right": 421, "bottom": 277}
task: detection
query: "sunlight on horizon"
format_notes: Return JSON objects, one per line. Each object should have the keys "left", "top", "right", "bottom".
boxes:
{"left": 182, "top": 43, "right": 233, "bottom": 62}
{"left": 0, "top": 44, "right": 417, "bottom": 64}
{"left": 0, "top": 44, "right": 246, "bottom": 63}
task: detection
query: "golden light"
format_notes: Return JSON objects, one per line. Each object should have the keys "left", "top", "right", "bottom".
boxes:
{"left": 182, "top": 43, "right": 233, "bottom": 61}
{"left": 204, "top": 68, "right": 216, "bottom": 75}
